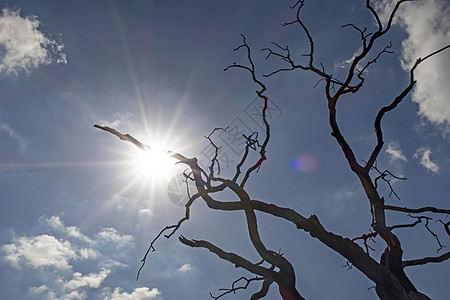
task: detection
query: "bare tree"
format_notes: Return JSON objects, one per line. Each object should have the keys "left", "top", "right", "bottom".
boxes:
{"left": 95, "top": 1, "right": 449, "bottom": 299}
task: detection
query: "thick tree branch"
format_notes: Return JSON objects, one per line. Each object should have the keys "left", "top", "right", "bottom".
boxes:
{"left": 179, "top": 236, "right": 289, "bottom": 294}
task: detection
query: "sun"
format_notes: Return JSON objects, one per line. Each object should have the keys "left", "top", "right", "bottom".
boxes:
{"left": 130, "top": 147, "right": 178, "bottom": 184}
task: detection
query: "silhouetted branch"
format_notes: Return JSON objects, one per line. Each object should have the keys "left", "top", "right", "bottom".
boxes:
{"left": 137, "top": 223, "right": 182, "bottom": 280}
{"left": 225, "top": 35, "right": 271, "bottom": 188}
{"left": 93, "top": 124, "right": 189, "bottom": 162}
{"left": 341, "top": 23, "right": 373, "bottom": 50}
{"left": 393, "top": 214, "right": 445, "bottom": 253}
{"left": 224, "top": 35, "right": 266, "bottom": 94}
{"left": 412, "top": 215, "right": 444, "bottom": 253}
{"left": 354, "top": 213, "right": 447, "bottom": 257}
{"left": 385, "top": 206, "right": 450, "bottom": 215}
{"left": 359, "top": 42, "right": 393, "bottom": 75}
{"left": 209, "top": 276, "right": 264, "bottom": 299}
{"left": 179, "top": 236, "right": 278, "bottom": 280}
{"left": 204, "top": 127, "right": 228, "bottom": 179}
{"left": 370, "top": 164, "right": 406, "bottom": 199}
{"left": 249, "top": 278, "right": 273, "bottom": 300}
{"left": 403, "top": 251, "right": 450, "bottom": 267}
{"left": 352, "top": 231, "right": 377, "bottom": 254}
{"left": 437, "top": 220, "right": 450, "bottom": 240}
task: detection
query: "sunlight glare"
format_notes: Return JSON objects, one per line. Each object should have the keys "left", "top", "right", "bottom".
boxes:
{"left": 131, "top": 147, "right": 177, "bottom": 183}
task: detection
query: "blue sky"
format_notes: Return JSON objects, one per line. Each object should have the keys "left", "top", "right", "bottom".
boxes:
{"left": 0, "top": 1, "right": 449, "bottom": 299}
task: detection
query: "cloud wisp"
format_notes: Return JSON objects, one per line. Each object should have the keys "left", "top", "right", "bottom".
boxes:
{"left": 0, "top": 122, "right": 27, "bottom": 153}
{"left": 414, "top": 146, "right": 440, "bottom": 174}
{"left": 178, "top": 263, "right": 193, "bottom": 273}
{"left": 0, "top": 7, "right": 66, "bottom": 76}
{"left": 386, "top": 141, "right": 408, "bottom": 162}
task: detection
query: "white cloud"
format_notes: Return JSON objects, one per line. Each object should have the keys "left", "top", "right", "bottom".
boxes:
{"left": 96, "top": 227, "right": 134, "bottom": 248}
{"left": 0, "top": 122, "right": 27, "bottom": 153}
{"left": 2, "top": 215, "right": 145, "bottom": 299}
{"left": 0, "top": 8, "right": 66, "bottom": 76}
{"left": 63, "top": 290, "right": 87, "bottom": 300}
{"left": 178, "top": 263, "right": 192, "bottom": 273}
{"left": 30, "top": 285, "right": 50, "bottom": 294}
{"left": 64, "top": 268, "right": 110, "bottom": 290}
{"left": 67, "top": 226, "right": 91, "bottom": 243}
{"left": 414, "top": 146, "right": 440, "bottom": 174}
{"left": 2, "top": 234, "right": 77, "bottom": 269}
{"left": 44, "top": 215, "right": 65, "bottom": 230}
{"left": 41, "top": 216, "right": 92, "bottom": 243}
{"left": 386, "top": 141, "right": 408, "bottom": 162}
{"left": 29, "top": 285, "right": 87, "bottom": 300}
{"left": 104, "top": 287, "right": 162, "bottom": 300}
{"left": 29, "top": 285, "right": 57, "bottom": 299}
{"left": 382, "top": 0, "right": 450, "bottom": 125}
{"left": 79, "top": 248, "right": 99, "bottom": 259}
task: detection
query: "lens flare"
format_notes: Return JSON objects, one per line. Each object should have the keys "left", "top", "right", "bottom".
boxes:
{"left": 290, "top": 154, "right": 318, "bottom": 173}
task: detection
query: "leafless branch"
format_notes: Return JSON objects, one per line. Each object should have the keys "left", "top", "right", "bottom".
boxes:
{"left": 224, "top": 35, "right": 266, "bottom": 94}
{"left": 385, "top": 206, "right": 450, "bottom": 215}
{"left": 405, "top": 215, "right": 445, "bottom": 252}
{"left": 179, "top": 236, "right": 278, "bottom": 280}
{"left": 403, "top": 251, "right": 450, "bottom": 267}
{"left": 352, "top": 231, "right": 377, "bottom": 254}
{"left": 437, "top": 220, "right": 450, "bottom": 240}
{"left": 137, "top": 222, "right": 182, "bottom": 280}
{"left": 249, "top": 278, "right": 273, "bottom": 300}
{"left": 93, "top": 124, "right": 188, "bottom": 162}
{"left": 357, "top": 42, "right": 394, "bottom": 78}
{"left": 233, "top": 132, "right": 260, "bottom": 182}
{"left": 204, "top": 127, "right": 228, "bottom": 179}
{"left": 209, "top": 276, "right": 264, "bottom": 299}
{"left": 370, "top": 164, "right": 406, "bottom": 199}
{"left": 341, "top": 23, "right": 373, "bottom": 50}
{"left": 224, "top": 35, "right": 271, "bottom": 188}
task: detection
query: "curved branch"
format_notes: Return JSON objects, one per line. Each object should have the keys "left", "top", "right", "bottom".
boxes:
{"left": 179, "top": 236, "right": 279, "bottom": 282}
{"left": 180, "top": 235, "right": 303, "bottom": 300}
{"left": 250, "top": 279, "right": 273, "bottom": 300}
